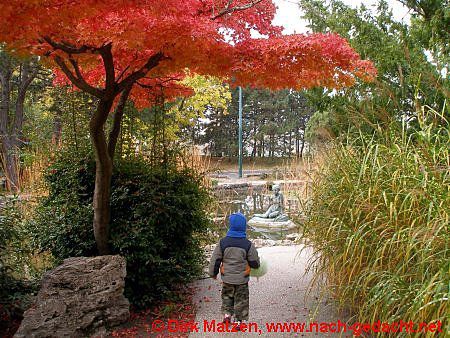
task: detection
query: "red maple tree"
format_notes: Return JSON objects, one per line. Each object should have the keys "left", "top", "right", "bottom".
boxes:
{"left": 0, "top": 0, "right": 376, "bottom": 254}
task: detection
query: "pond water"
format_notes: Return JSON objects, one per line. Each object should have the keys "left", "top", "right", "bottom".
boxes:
{"left": 212, "top": 185, "right": 301, "bottom": 240}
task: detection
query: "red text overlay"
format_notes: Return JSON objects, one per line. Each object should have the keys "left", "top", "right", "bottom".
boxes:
{"left": 150, "top": 319, "right": 444, "bottom": 335}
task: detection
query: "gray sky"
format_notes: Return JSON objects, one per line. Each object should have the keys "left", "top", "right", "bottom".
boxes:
{"left": 273, "top": 0, "right": 411, "bottom": 34}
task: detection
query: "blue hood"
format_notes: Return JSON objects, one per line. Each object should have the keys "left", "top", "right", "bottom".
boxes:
{"left": 226, "top": 212, "right": 247, "bottom": 238}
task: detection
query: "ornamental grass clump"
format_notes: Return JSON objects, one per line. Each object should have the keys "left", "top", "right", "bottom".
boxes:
{"left": 302, "top": 115, "right": 449, "bottom": 336}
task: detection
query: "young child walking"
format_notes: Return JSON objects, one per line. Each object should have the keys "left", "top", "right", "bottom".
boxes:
{"left": 208, "top": 212, "right": 260, "bottom": 327}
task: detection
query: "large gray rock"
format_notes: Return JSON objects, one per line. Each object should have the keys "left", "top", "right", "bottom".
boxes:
{"left": 15, "top": 255, "right": 130, "bottom": 338}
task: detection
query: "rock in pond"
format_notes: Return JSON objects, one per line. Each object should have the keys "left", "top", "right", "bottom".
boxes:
{"left": 248, "top": 216, "right": 297, "bottom": 231}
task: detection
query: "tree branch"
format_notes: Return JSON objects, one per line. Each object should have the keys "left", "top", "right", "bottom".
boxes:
{"left": 117, "top": 52, "right": 166, "bottom": 93}
{"left": 116, "top": 65, "right": 130, "bottom": 83}
{"left": 54, "top": 55, "right": 103, "bottom": 97}
{"left": 178, "top": 97, "right": 187, "bottom": 112}
{"left": 99, "top": 43, "right": 115, "bottom": 97}
{"left": 14, "top": 61, "right": 39, "bottom": 136}
{"left": 212, "top": 0, "right": 265, "bottom": 19}
{"left": 44, "top": 36, "right": 115, "bottom": 98}
{"left": 108, "top": 85, "right": 132, "bottom": 159}
{"left": 396, "top": 0, "right": 426, "bottom": 18}
{"left": 42, "top": 36, "right": 100, "bottom": 55}
{"left": 136, "top": 81, "right": 153, "bottom": 89}
{"left": 0, "top": 67, "right": 11, "bottom": 136}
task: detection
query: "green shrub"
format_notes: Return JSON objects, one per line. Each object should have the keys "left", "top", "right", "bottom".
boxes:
{"left": 302, "top": 118, "right": 449, "bottom": 336}
{"left": 0, "top": 198, "right": 37, "bottom": 334}
{"left": 0, "top": 198, "right": 22, "bottom": 319}
{"left": 0, "top": 198, "right": 20, "bottom": 291}
{"left": 29, "top": 152, "right": 211, "bottom": 308}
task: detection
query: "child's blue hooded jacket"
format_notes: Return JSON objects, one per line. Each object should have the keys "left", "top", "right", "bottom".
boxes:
{"left": 208, "top": 212, "right": 260, "bottom": 284}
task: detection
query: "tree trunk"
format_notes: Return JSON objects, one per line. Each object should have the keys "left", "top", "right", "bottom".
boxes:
{"left": 89, "top": 87, "right": 130, "bottom": 255}
{"left": 268, "top": 135, "right": 271, "bottom": 157}
{"left": 92, "top": 158, "right": 112, "bottom": 255}
{"left": 261, "top": 139, "right": 264, "bottom": 158}
{"left": 46, "top": 43, "right": 163, "bottom": 255}
{"left": 287, "top": 132, "right": 290, "bottom": 158}
{"left": 251, "top": 126, "right": 257, "bottom": 157}
{"left": 90, "top": 99, "right": 114, "bottom": 255}
{"left": 269, "top": 134, "right": 274, "bottom": 157}
{"left": 1, "top": 137, "right": 19, "bottom": 191}
{"left": 299, "top": 129, "right": 305, "bottom": 158}
{"left": 52, "top": 110, "right": 63, "bottom": 147}
{"left": 0, "top": 67, "right": 19, "bottom": 192}
{"left": 0, "top": 58, "right": 38, "bottom": 192}
{"left": 14, "top": 63, "right": 32, "bottom": 141}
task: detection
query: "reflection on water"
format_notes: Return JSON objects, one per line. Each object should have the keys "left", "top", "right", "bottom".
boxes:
{"left": 212, "top": 186, "right": 300, "bottom": 240}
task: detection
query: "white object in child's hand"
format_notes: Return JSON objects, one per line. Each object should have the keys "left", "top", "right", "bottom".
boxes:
{"left": 250, "top": 257, "right": 268, "bottom": 280}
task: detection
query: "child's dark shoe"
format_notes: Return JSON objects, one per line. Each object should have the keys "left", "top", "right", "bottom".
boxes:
{"left": 223, "top": 314, "right": 232, "bottom": 324}
{"left": 235, "top": 320, "right": 246, "bottom": 331}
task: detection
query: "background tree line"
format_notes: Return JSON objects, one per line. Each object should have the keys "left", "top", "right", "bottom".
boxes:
{"left": 184, "top": 88, "right": 313, "bottom": 158}
{"left": 300, "top": 0, "right": 448, "bottom": 138}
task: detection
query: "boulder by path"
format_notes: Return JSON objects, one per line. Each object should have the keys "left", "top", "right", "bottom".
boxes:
{"left": 15, "top": 255, "right": 130, "bottom": 338}
{"left": 190, "top": 245, "right": 350, "bottom": 337}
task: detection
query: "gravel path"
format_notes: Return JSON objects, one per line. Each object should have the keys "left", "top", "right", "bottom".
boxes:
{"left": 190, "top": 245, "right": 349, "bottom": 337}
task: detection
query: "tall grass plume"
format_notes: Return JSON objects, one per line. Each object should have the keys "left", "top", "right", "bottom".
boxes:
{"left": 302, "top": 111, "right": 449, "bottom": 336}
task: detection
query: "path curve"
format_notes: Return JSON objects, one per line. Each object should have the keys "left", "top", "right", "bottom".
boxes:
{"left": 190, "top": 245, "right": 348, "bottom": 337}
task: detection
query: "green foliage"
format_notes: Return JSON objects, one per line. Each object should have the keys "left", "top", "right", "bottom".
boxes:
{"left": 28, "top": 153, "right": 97, "bottom": 258}
{"left": 178, "top": 74, "right": 231, "bottom": 122}
{"left": 305, "top": 110, "right": 333, "bottom": 143}
{"left": 0, "top": 197, "right": 47, "bottom": 281}
{"left": 302, "top": 112, "right": 449, "bottom": 335}
{"left": 300, "top": 0, "right": 449, "bottom": 141}
{"left": 0, "top": 198, "right": 21, "bottom": 298}
{"left": 0, "top": 198, "right": 38, "bottom": 332}
{"left": 403, "top": 0, "right": 449, "bottom": 67}
{"left": 128, "top": 75, "right": 231, "bottom": 156}
{"left": 29, "top": 150, "right": 211, "bottom": 308}
{"left": 203, "top": 88, "right": 312, "bottom": 157}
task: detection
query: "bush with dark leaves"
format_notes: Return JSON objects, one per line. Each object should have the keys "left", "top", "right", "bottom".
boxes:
{"left": 29, "top": 152, "right": 211, "bottom": 308}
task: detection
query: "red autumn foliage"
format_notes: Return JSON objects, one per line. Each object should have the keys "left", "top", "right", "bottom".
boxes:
{"left": 0, "top": 0, "right": 376, "bottom": 108}
{"left": 0, "top": 0, "right": 377, "bottom": 254}
{"left": 0, "top": 303, "right": 22, "bottom": 338}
